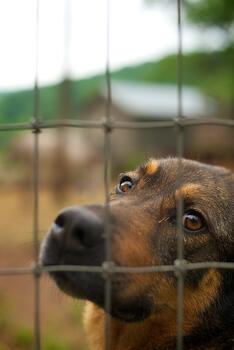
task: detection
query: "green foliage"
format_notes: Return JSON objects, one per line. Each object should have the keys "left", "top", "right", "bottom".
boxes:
{"left": 0, "top": 297, "right": 9, "bottom": 332}
{"left": 71, "top": 76, "right": 103, "bottom": 113}
{"left": 13, "top": 326, "right": 33, "bottom": 348}
{"left": 184, "top": 0, "right": 234, "bottom": 31}
{"left": 0, "top": 298, "right": 78, "bottom": 350}
{"left": 114, "top": 151, "right": 147, "bottom": 174}
{"left": 0, "top": 313, "right": 8, "bottom": 333}
{"left": 146, "top": 1, "right": 234, "bottom": 31}
{"left": 67, "top": 303, "right": 84, "bottom": 326}
{"left": 146, "top": 0, "right": 234, "bottom": 44}
{"left": 43, "top": 335, "right": 72, "bottom": 350}
{"left": 0, "top": 75, "right": 102, "bottom": 124}
{"left": 0, "top": 89, "right": 33, "bottom": 123}
{"left": 2, "top": 324, "right": 73, "bottom": 350}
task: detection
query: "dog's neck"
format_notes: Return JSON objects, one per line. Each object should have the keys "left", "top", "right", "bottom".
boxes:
{"left": 83, "top": 294, "right": 234, "bottom": 350}
{"left": 83, "top": 302, "right": 201, "bottom": 350}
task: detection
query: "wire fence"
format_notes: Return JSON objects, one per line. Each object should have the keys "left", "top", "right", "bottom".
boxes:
{"left": 1, "top": 1, "right": 234, "bottom": 350}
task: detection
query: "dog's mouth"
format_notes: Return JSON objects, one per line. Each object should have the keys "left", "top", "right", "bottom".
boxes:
{"left": 50, "top": 271, "right": 75, "bottom": 297}
{"left": 42, "top": 248, "right": 153, "bottom": 323}
{"left": 50, "top": 269, "right": 152, "bottom": 322}
{"left": 49, "top": 270, "right": 101, "bottom": 300}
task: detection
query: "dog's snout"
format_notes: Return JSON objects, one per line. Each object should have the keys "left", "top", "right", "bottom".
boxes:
{"left": 54, "top": 212, "right": 65, "bottom": 230}
{"left": 53, "top": 207, "right": 104, "bottom": 248}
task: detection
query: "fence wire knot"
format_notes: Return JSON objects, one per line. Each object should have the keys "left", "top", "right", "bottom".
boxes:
{"left": 31, "top": 119, "right": 42, "bottom": 134}
{"left": 174, "top": 259, "right": 187, "bottom": 277}
{"left": 32, "top": 263, "right": 42, "bottom": 279}
{"left": 173, "top": 118, "right": 184, "bottom": 129}
{"left": 102, "top": 261, "right": 115, "bottom": 279}
{"left": 102, "top": 119, "right": 113, "bottom": 133}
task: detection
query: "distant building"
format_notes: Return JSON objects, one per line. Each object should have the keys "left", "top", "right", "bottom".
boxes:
{"left": 84, "top": 80, "right": 232, "bottom": 167}
{"left": 103, "top": 80, "right": 216, "bottom": 119}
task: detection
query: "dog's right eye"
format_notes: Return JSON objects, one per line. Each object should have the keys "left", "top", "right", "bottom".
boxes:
{"left": 182, "top": 210, "right": 206, "bottom": 234}
{"left": 117, "top": 176, "right": 134, "bottom": 194}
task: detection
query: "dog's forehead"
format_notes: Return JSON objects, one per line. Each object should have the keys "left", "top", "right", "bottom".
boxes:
{"left": 141, "top": 158, "right": 225, "bottom": 176}
{"left": 137, "top": 158, "right": 232, "bottom": 191}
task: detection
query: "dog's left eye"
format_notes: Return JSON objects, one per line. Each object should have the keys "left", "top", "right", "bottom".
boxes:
{"left": 182, "top": 210, "right": 206, "bottom": 233}
{"left": 117, "top": 176, "right": 134, "bottom": 194}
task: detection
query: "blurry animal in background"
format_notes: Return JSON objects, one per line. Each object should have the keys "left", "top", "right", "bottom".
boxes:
{"left": 40, "top": 158, "right": 234, "bottom": 349}
{"left": 9, "top": 129, "right": 101, "bottom": 198}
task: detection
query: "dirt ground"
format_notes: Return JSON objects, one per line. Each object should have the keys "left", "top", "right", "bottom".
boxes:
{"left": 0, "top": 185, "right": 105, "bottom": 350}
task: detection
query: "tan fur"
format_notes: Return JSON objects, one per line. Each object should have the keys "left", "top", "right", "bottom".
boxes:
{"left": 144, "top": 159, "right": 159, "bottom": 176}
{"left": 84, "top": 302, "right": 105, "bottom": 350}
{"left": 84, "top": 269, "right": 221, "bottom": 350}
{"left": 184, "top": 269, "right": 221, "bottom": 320}
{"left": 176, "top": 183, "right": 202, "bottom": 199}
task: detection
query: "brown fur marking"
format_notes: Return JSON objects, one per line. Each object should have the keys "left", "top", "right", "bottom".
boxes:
{"left": 144, "top": 159, "right": 159, "bottom": 176}
{"left": 176, "top": 183, "right": 203, "bottom": 199}
{"left": 85, "top": 269, "right": 221, "bottom": 350}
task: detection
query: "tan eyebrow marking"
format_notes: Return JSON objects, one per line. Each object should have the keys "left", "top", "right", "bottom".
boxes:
{"left": 144, "top": 159, "right": 159, "bottom": 176}
{"left": 176, "top": 183, "right": 202, "bottom": 198}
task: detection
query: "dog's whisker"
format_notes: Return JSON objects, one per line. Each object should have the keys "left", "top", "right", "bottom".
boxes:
{"left": 158, "top": 216, "right": 170, "bottom": 224}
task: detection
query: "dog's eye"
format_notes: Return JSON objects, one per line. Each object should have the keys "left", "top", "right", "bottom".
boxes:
{"left": 182, "top": 210, "right": 206, "bottom": 233}
{"left": 117, "top": 176, "right": 133, "bottom": 194}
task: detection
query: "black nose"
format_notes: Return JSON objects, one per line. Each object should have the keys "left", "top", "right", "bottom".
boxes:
{"left": 53, "top": 207, "right": 104, "bottom": 248}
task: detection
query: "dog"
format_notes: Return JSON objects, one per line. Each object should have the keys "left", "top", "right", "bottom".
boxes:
{"left": 40, "top": 158, "right": 234, "bottom": 350}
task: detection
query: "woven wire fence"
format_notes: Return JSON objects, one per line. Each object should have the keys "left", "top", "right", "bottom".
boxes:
{"left": 1, "top": 1, "right": 234, "bottom": 350}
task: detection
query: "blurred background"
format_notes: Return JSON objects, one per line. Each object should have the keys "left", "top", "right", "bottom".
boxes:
{"left": 0, "top": 0, "right": 233, "bottom": 349}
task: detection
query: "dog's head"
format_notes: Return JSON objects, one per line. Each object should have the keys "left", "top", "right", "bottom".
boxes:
{"left": 40, "top": 158, "right": 234, "bottom": 325}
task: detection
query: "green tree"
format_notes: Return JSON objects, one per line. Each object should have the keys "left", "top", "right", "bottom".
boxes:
{"left": 146, "top": 0, "right": 234, "bottom": 45}
{"left": 184, "top": 0, "right": 234, "bottom": 44}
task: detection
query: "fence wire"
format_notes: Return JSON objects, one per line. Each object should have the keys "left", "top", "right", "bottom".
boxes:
{"left": 103, "top": 0, "right": 112, "bottom": 349}
{"left": 175, "top": 0, "right": 184, "bottom": 348}
{"left": 32, "top": 1, "right": 41, "bottom": 349}
{"left": 0, "top": 1, "right": 234, "bottom": 350}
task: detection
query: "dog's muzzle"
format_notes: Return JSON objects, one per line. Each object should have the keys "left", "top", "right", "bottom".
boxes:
{"left": 40, "top": 205, "right": 152, "bottom": 322}
{"left": 40, "top": 206, "right": 107, "bottom": 300}
{"left": 41, "top": 206, "right": 105, "bottom": 265}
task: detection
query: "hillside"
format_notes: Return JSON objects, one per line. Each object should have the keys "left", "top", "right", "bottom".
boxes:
{"left": 0, "top": 47, "right": 233, "bottom": 125}
{"left": 115, "top": 47, "right": 234, "bottom": 104}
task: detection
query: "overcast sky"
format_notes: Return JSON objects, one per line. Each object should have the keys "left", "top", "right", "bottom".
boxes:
{"left": 0, "top": 0, "right": 223, "bottom": 91}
